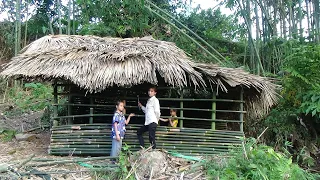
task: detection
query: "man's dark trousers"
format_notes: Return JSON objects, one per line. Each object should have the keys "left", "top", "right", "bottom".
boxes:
{"left": 137, "top": 122, "right": 157, "bottom": 149}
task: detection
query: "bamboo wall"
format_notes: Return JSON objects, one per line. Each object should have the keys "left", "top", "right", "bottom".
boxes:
{"left": 50, "top": 82, "right": 245, "bottom": 155}
{"left": 49, "top": 124, "right": 243, "bottom": 155}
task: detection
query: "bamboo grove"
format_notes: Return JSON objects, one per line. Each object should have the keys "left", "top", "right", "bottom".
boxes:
{"left": 0, "top": 0, "right": 319, "bottom": 75}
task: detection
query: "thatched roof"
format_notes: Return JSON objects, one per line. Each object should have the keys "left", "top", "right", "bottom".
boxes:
{"left": 194, "top": 63, "right": 279, "bottom": 118}
{"left": 0, "top": 35, "right": 279, "bottom": 118}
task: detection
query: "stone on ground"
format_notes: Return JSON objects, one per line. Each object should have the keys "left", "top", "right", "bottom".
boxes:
{"left": 15, "top": 133, "right": 37, "bottom": 141}
{"left": 134, "top": 150, "right": 167, "bottom": 179}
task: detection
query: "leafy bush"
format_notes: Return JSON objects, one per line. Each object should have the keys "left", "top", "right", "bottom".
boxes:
{"left": 205, "top": 138, "right": 318, "bottom": 180}
{"left": 300, "top": 91, "right": 320, "bottom": 119}
{"left": 0, "top": 129, "right": 16, "bottom": 142}
{"left": 6, "top": 82, "right": 52, "bottom": 116}
{"left": 282, "top": 45, "right": 320, "bottom": 118}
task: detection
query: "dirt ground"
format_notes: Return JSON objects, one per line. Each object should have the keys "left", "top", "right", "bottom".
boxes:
{"left": 0, "top": 108, "right": 101, "bottom": 180}
{"left": 0, "top": 108, "right": 206, "bottom": 180}
{"left": 0, "top": 131, "right": 97, "bottom": 180}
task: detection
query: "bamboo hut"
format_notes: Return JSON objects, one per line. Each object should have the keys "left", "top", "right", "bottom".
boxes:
{"left": 0, "top": 35, "right": 279, "bottom": 155}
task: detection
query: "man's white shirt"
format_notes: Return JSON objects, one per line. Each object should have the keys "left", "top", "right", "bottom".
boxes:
{"left": 141, "top": 96, "right": 161, "bottom": 125}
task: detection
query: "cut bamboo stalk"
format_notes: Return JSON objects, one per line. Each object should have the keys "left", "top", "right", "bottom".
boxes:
{"left": 28, "top": 156, "right": 117, "bottom": 167}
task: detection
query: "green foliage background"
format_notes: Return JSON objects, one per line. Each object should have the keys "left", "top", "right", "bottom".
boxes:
{"left": 0, "top": 0, "right": 320, "bottom": 178}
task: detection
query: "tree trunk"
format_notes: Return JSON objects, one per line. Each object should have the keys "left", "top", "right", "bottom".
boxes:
{"left": 305, "top": 0, "right": 312, "bottom": 40}
{"left": 72, "top": 0, "right": 76, "bottom": 34}
{"left": 291, "top": 4, "right": 298, "bottom": 39}
{"left": 24, "top": 0, "right": 29, "bottom": 47}
{"left": 298, "top": 0, "right": 304, "bottom": 39}
{"left": 254, "top": 1, "right": 261, "bottom": 73}
{"left": 67, "top": 0, "right": 71, "bottom": 35}
{"left": 57, "top": 0, "right": 62, "bottom": 34}
{"left": 257, "top": 0, "right": 274, "bottom": 37}
{"left": 273, "top": 0, "right": 278, "bottom": 36}
{"left": 15, "top": 0, "right": 21, "bottom": 55}
{"left": 255, "top": 1, "right": 261, "bottom": 40}
{"left": 237, "top": 0, "right": 264, "bottom": 75}
{"left": 280, "top": 0, "right": 287, "bottom": 39}
{"left": 289, "top": 1, "right": 293, "bottom": 38}
{"left": 314, "top": 0, "right": 320, "bottom": 42}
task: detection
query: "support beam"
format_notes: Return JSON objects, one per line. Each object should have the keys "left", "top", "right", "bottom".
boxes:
{"left": 211, "top": 91, "right": 216, "bottom": 130}
{"left": 67, "top": 85, "right": 73, "bottom": 124}
{"left": 89, "top": 97, "right": 94, "bottom": 124}
{"left": 53, "top": 81, "right": 58, "bottom": 126}
{"left": 239, "top": 87, "right": 244, "bottom": 132}
{"left": 89, "top": 98, "right": 94, "bottom": 124}
{"left": 89, "top": 108, "right": 94, "bottom": 124}
{"left": 179, "top": 89, "right": 184, "bottom": 128}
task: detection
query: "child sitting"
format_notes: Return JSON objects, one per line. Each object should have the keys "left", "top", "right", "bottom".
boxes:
{"left": 159, "top": 108, "right": 178, "bottom": 128}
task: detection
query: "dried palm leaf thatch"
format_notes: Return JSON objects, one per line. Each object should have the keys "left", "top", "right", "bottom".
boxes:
{"left": 0, "top": 35, "right": 280, "bottom": 118}
{"left": 1, "top": 35, "right": 205, "bottom": 92}
{"left": 194, "top": 63, "right": 280, "bottom": 118}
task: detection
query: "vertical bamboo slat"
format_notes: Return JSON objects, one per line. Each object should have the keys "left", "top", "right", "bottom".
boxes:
{"left": 89, "top": 98, "right": 94, "bottom": 124}
{"left": 211, "top": 91, "right": 216, "bottom": 130}
{"left": 240, "top": 87, "right": 244, "bottom": 132}
{"left": 53, "top": 81, "right": 58, "bottom": 126}
{"left": 179, "top": 89, "right": 184, "bottom": 128}
{"left": 89, "top": 108, "right": 94, "bottom": 124}
{"left": 67, "top": 85, "right": 73, "bottom": 124}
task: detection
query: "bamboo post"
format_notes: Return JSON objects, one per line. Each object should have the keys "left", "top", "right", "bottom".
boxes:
{"left": 89, "top": 97, "right": 94, "bottom": 124}
{"left": 179, "top": 89, "right": 184, "bottom": 128}
{"left": 211, "top": 91, "right": 216, "bottom": 130}
{"left": 67, "top": 85, "right": 73, "bottom": 124}
{"left": 89, "top": 108, "right": 94, "bottom": 124}
{"left": 239, "top": 87, "right": 244, "bottom": 132}
{"left": 53, "top": 81, "right": 58, "bottom": 126}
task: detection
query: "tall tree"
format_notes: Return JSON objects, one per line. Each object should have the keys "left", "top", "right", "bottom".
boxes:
{"left": 305, "top": 0, "right": 311, "bottom": 40}
{"left": 24, "top": 0, "right": 29, "bottom": 46}
{"left": 57, "top": 0, "right": 62, "bottom": 34}
{"left": 67, "top": 0, "right": 71, "bottom": 35}
{"left": 14, "top": 0, "right": 21, "bottom": 55}
{"left": 314, "top": 0, "right": 320, "bottom": 42}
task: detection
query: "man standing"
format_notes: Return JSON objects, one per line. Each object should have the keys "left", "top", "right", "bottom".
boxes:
{"left": 137, "top": 86, "right": 160, "bottom": 149}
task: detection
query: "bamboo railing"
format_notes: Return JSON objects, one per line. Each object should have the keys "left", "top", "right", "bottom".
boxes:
{"left": 52, "top": 82, "right": 245, "bottom": 131}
